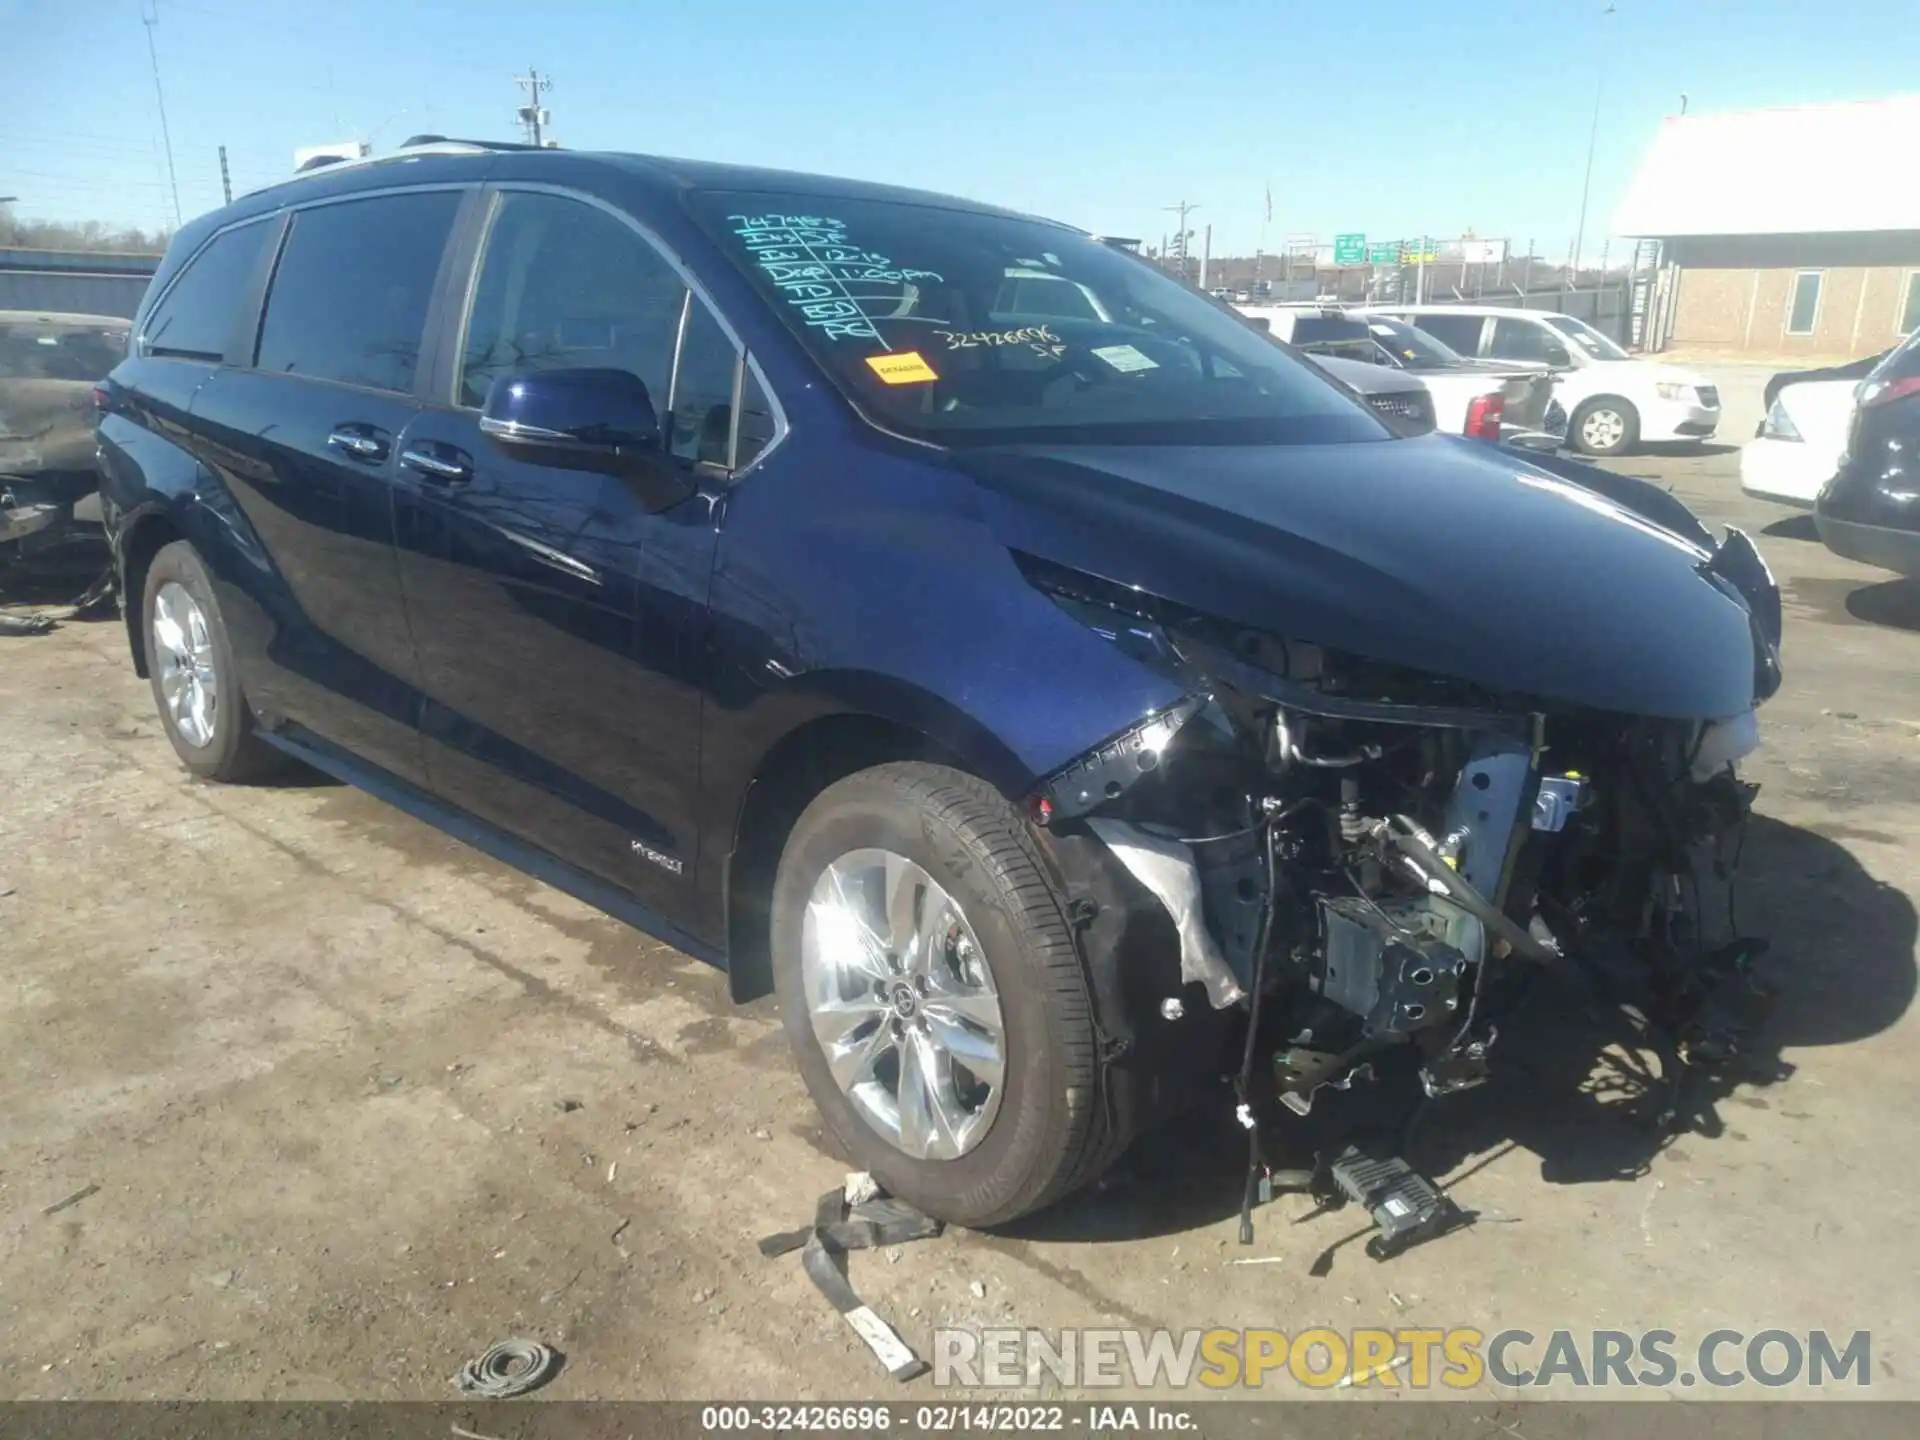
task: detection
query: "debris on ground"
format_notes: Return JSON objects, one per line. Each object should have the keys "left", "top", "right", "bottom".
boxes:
{"left": 843, "top": 1171, "right": 881, "bottom": 1207}
{"left": 452, "top": 1338, "right": 563, "bottom": 1398}
{"left": 41, "top": 1183, "right": 99, "bottom": 1217}
{"left": 1336, "top": 1352, "right": 1411, "bottom": 1388}
{"left": 760, "top": 1185, "right": 942, "bottom": 1382}
{"left": 969, "top": 1280, "right": 986, "bottom": 1299}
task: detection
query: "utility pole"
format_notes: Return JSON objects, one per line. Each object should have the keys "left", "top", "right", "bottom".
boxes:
{"left": 141, "top": 2, "right": 182, "bottom": 227}
{"left": 1164, "top": 200, "right": 1200, "bottom": 282}
{"left": 218, "top": 145, "right": 232, "bottom": 205}
{"left": 514, "top": 68, "right": 553, "bottom": 147}
{"left": 1199, "top": 224, "right": 1211, "bottom": 291}
{"left": 1570, "top": 3, "right": 1617, "bottom": 288}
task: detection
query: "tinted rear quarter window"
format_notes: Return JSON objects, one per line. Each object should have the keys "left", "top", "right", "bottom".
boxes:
{"left": 141, "top": 220, "right": 275, "bottom": 362}
{"left": 256, "top": 191, "right": 462, "bottom": 392}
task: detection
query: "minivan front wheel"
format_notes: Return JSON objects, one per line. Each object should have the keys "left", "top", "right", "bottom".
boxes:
{"left": 142, "top": 541, "right": 279, "bottom": 782}
{"left": 771, "top": 763, "right": 1119, "bottom": 1226}
{"left": 1571, "top": 398, "right": 1639, "bottom": 456}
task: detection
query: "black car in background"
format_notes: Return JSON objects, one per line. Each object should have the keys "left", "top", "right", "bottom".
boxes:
{"left": 1816, "top": 330, "right": 1920, "bottom": 578}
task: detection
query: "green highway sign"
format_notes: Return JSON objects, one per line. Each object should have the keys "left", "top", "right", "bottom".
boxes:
{"left": 1368, "top": 243, "right": 1400, "bottom": 264}
{"left": 1333, "top": 233, "right": 1367, "bottom": 266}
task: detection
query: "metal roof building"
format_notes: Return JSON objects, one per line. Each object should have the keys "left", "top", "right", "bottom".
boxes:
{"left": 1615, "top": 96, "right": 1920, "bottom": 358}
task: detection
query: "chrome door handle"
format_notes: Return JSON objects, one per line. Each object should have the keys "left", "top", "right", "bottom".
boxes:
{"left": 326, "top": 425, "right": 388, "bottom": 461}
{"left": 400, "top": 445, "right": 473, "bottom": 485}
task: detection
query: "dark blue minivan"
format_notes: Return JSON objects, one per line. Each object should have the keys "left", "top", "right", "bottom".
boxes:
{"left": 98, "top": 139, "right": 1782, "bottom": 1230}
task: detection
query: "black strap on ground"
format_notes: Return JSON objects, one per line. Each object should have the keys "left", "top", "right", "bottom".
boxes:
{"left": 760, "top": 1187, "right": 942, "bottom": 1382}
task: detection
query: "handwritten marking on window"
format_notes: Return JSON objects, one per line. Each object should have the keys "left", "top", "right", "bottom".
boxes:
{"left": 730, "top": 214, "right": 944, "bottom": 343}
{"left": 932, "top": 325, "right": 1062, "bottom": 352}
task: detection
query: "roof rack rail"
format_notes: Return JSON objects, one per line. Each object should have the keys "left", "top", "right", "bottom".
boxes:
{"left": 396, "top": 134, "right": 559, "bottom": 153}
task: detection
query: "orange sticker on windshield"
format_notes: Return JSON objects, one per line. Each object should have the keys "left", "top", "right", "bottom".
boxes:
{"left": 865, "top": 351, "right": 938, "bottom": 385}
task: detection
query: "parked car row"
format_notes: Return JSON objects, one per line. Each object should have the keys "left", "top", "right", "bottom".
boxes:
{"left": 1742, "top": 331, "right": 1920, "bottom": 579}
{"left": 1235, "top": 300, "right": 1722, "bottom": 458}
{"left": 1235, "top": 305, "right": 1558, "bottom": 446}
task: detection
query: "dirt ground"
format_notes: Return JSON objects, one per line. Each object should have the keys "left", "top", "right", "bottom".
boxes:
{"left": 4, "top": 390, "right": 1919, "bottom": 1403}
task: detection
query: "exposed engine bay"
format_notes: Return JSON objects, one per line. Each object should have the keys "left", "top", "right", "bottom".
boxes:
{"left": 1019, "top": 483, "right": 1783, "bottom": 1255}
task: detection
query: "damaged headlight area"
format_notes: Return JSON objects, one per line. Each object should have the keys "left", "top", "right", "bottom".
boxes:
{"left": 1022, "top": 555, "right": 1770, "bottom": 1142}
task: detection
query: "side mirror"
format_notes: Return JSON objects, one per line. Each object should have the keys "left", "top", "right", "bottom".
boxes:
{"left": 479, "top": 367, "right": 694, "bottom": 511}
{"left": 1543, "top": 342, "right": 1572, "bottom": 367}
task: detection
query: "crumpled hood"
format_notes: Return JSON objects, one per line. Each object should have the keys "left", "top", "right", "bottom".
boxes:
{"left": 955, "top": 434, "right": 1772, "bottom": 720}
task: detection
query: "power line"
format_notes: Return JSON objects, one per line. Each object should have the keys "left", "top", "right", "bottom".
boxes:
{"left": 140, "top": 1, "right": 183, "bottom": 227}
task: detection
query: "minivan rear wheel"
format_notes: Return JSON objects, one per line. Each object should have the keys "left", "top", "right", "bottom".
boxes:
{"left": 770, "top": 762, "right": 1121, "bottom": 1226}
{"left": 142, "top": 541, "right": 281, "bottom": 782}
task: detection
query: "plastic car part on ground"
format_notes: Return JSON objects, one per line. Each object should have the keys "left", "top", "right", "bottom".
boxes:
{"left": 759, "top": 1179, "right": 944, "bottom": 1382}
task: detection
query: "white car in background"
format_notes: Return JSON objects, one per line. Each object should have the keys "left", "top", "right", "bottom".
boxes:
{"left": 1236, "top": 304, "right": 1551, "bottom": 443}
{"left": 1740, "top": 354, "right": 1888, "bottom": 507}
{"left": 1370, "top": 305, "right": 1721, "bottom": 457}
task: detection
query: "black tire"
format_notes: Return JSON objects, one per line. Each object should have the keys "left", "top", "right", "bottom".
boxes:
{"left": 1570, "top": 397, "right": 1640, "bottom": 457}
{"left": 770, "top": 762, "right": 1121, "bottom": 1227}
{"left": 141, "top": 540, "right": 281, "bottom": 782}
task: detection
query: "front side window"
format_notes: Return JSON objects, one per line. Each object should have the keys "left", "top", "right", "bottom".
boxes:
{"left": 1490, "top": 317, "right": 1561, "bottom": 363}
{"left": 256, "top": 190, "right": 461, "bottom": 392}
{"left": 1408, "top": 313, "right": 1483, "bottom": 355}
{"left": 1786, "top": 271, "right": 1823, "bottom": 336}
{"left": 687, "top": 191, "right": 1385, "bottom": 448}
{"left": 459, "top": 192, "right": 687, "bottom": 412}
{"left": 141, "top": 220, "right": 274, "bottom": 363}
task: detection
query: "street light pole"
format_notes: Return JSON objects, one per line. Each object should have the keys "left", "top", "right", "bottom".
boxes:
{"left": 1570, "top": 2, "right": 1617, "bottom": 288}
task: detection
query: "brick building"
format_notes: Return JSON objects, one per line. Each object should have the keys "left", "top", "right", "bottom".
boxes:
{"left": 1615, "top": 96, "right": 1920, "bottom": 359}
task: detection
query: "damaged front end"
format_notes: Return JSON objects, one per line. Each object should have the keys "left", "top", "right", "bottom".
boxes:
{"left": 1019, "top": 508, "right": 1781, "bottom": 1247}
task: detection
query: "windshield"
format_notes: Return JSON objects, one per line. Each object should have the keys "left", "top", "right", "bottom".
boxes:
{"left": 1542, "top": 314, "right": 1630, "bottom": 362}
{"left": 0, "top": 321, "right": 128, "bottom": 382}
{"left": 688, "top": 192, "right": 1388, "bottom": 447}
{"left": 1364, "top": 316, "right": 1465, "bottom": 370}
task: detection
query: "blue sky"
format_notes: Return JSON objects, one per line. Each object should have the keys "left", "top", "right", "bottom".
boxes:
{"left": 3, "top": 0, "right": 1914, "bottom": 258}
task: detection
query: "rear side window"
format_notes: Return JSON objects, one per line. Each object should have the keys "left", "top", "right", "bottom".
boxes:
{"left": 1410, "top": 313, "right": 1483, "bottom": 354}
{"left": 141, "top": 220, "right": 274, "bottom": 363}
{"left": 459, "top": 191, "right": 686, "bottom": 410}
{"left": 256, "top": 191, "right": 461, "bottom": 392}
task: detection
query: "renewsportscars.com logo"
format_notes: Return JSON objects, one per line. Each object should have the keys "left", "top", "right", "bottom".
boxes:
{"left": 933, "top": 1327, "right": 1873, "bottom": 1391}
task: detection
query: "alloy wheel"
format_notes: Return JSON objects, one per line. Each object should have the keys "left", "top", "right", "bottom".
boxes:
{"left": 1581, "top": 407, "right": 1626, "bottom": 451}
{"left": 151, "top": 581, "right": 219, "bottom": 749}
{"left": 800, "top": 848, "right": 1006, "bottom": 1160}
